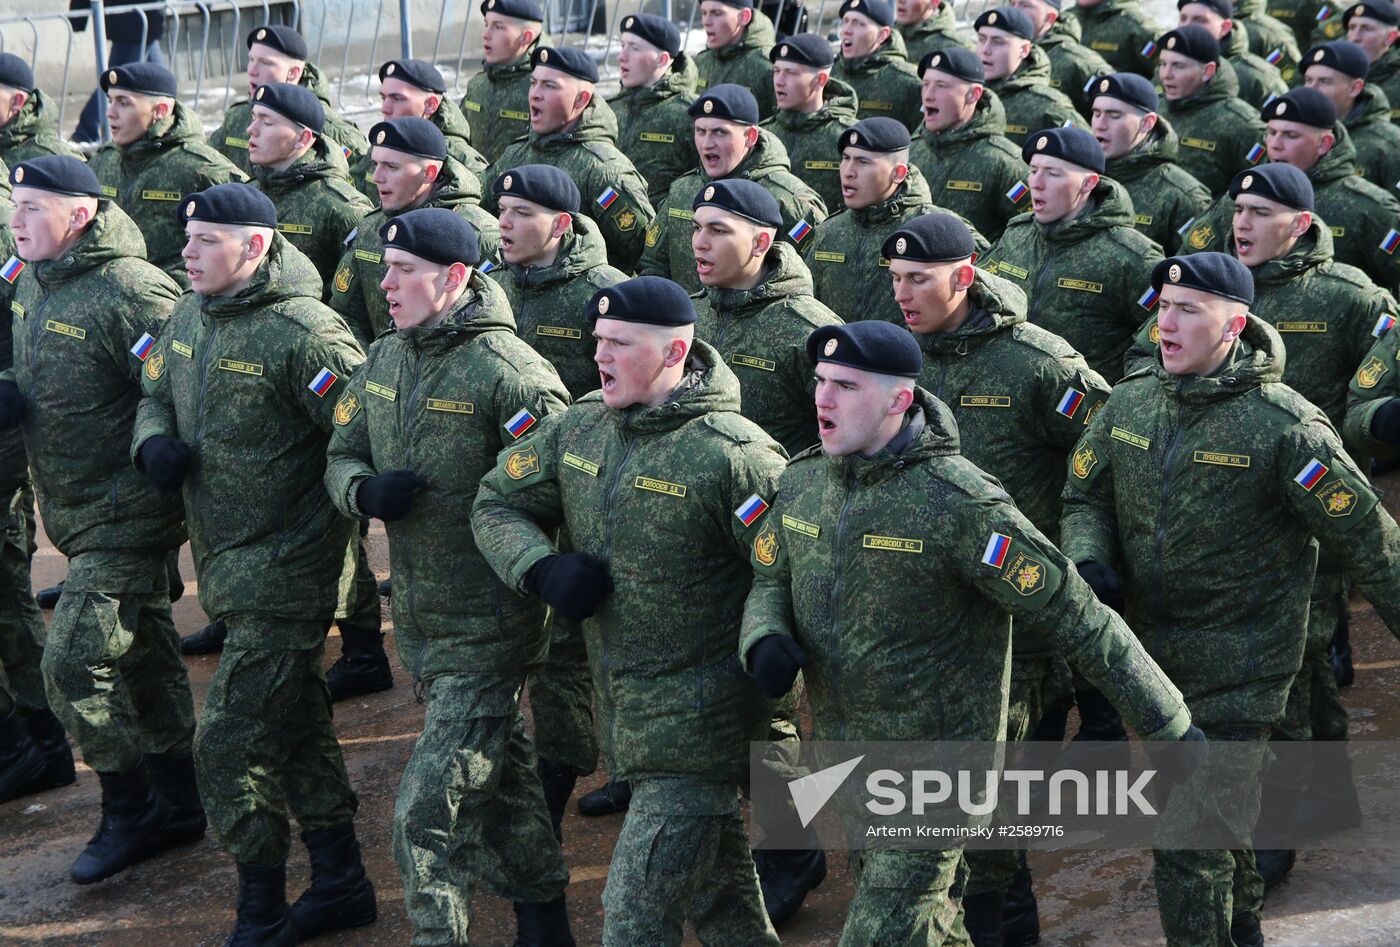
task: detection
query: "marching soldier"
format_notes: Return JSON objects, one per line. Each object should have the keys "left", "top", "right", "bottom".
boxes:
{"left": 897, "top": 0, "right": 975, "bottom": 64}
{"left": 1019, "top": 0, "right": 1113, "bottom": 116}
{"left": 1178, "top": 0, "right": 1289, "bottom": 108}
{"left": 1302, "top": 39, "right": 1400, "bottom": 186}
{"left": 1235, "top": 0, "right": 1303, "bottom": 81}
{"left": 764, "top": 34, "right": 861, "bottom": 214}
{"left": 1345, "top": 1, "right": 1400, "bottom": 119}
{"left": 461, "top": 0, "right": 544, "bottom": 163}
{"left": 0, "top": 54, "right": 82, "bottom": 165}
{"left": 1065, "top": 0, "right": 1163, "bottom": 78}
{"left": 695, "top": 0, "right": 779, "bottom": 117}
{"left": 832, "top": 0, "right": 923, "bottom": 125}
{"left": 976, "top": 7, "right": 1088, "bottom": 145}
{"left": 609, "top": 15, "right": 701, "bottom": 208}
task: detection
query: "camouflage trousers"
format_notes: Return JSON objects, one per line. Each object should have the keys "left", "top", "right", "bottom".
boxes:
{"left": 528, "top": 615, "right": 598, "bottom": 776}
{"left": 40, "top": 548, "right": 194, "bottom": 773}
{"left": 601, "top": 778, "right": 779, "bottom": 947}
{"left": 0, "top": 483, "right": 46, "bottom": 718}
{"left": 195, "top": 625, "right": 357, "bottom": 864}
{"left": 1275, "top": 570, "right": 1349, "bottom": 745}
{"left": 842, "top": 847, "right": 970, "bottom": 946}
{"left": 335, "top": 522, "right": 381, "bottom": 632}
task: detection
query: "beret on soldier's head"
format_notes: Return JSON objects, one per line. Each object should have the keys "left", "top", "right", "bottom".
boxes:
{"left": 531, "top": 46, "right": 599, "bottom": 83}
{"left": 882, "top": 212, "right": 977, "bottom": 263}
{"left": 588, "top": 276, "right": 698, "bottom": 325}
{"left": 1303, "top": 40, "right": 1371, "bottom": 80}
{"left": 481, "top": 0, "right": 545, "bottom": 20}
{"left": 1152, "top": 252, "right": 1254, "bottom": 305}
{"left": 807, "top": 322, "right": 922, "bottom": 378}
{"left": 379, "top": 59, "right": 447, "bottom": 94}
{"left": 919, "top": 47, "right": 985, "bottom": 83}
{"left": 252, "top": 82, "right": 324, "bottom": 133}
{"left": 622, "top": 14, "right": 683, "bottom": 58}
{"left": 1157, "top": 26, "right": 1220, "bottom": 63}
{"left": 1091, "top": 72, "right": 1159, "bottom": 113}
{"left": 688, "top": 84, "right": 761, "bottom": 124}
{"left": 691, "top": 178, "right": 783, "bottom": 227}
{"left": 770, "top": 33, "right": 836, "bottom": 68}
{"left": 1021, "top": 126, "right": 1104, "bottom": 173}
{"left": 246, "top": 24, "right": 308, "bottom": 60}
{"left": 840, "top": 117, "right": 911, "bottom": 153}
{"left": 494, "top": 164, "right": 581, "bottom": 213}
{"left": 1344, "top": 0, "right": 1400, "bottom": 26}
{"left": 0, "top": 53, "right": 34, "bottom": 92}
{"left": 10, "top": 156, "right": 102, "bottom": 198}
{"left": 1040, "top": 0, "right": 1063, "bottom": 9}
{"left": 1228, "top": 163, "right": 1314, "bottom": 212}
{"left": 974, "top": 7, "right": 1035, "bottom": 40}
{"left": 369, "top": 117, "right": 448, "bottom": 160}
{"left": 1261, "top": 86, "right": 1336, "bottom": 128}
{"left": 100, "top": 62, "right": 178, "bottom": 98}
{"left": 180, "top": 182, "right": 278, "bottom": 228}
{"left": 839, "top": 0, "right": 894, "bottom": 28}
{"left": 380, "top": 207, "right": 480, "bottom": 266}
{"left": 1177, "top": 0, "right": 1233, "bottom": 18}
{"left": 708, "top": 0, "right": 755, "bottom": 9}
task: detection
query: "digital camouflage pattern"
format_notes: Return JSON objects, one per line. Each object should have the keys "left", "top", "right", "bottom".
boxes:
{"left": 1219, "top": 23, "right": 1290, "bottom": 109}
{"left": 1364, "top": 45, "right": 1400, "bottom": 123}
{"left": 1235, "top": 0, "right": 1302, "bottom": 83}
{"left": 209, "top": 61, "right": 371, "bottom": 177}
{"left": 497, "top": 215, "right": 626, "bottom": 399}
{"left": 1038, "top": 16, "right": 1113, "bottom": 116}
{"left": 1102, "top": 112, "right": 1212, "bottom": 255}
{"left": 330, "top": 155, "right": 503, "bottom": 348}
{"left": 838, "top": 848, "right": 965, "bottom": 947}
{"left": 349, "top": 98, "right": 489, "bottom": 203}
{"left": 0, "top": 161, "right": 28, "bottom": 498}
{"left": 694, "top": 241, "right": 842, "bottom": 455}
{"left": 251, "top": 135, "right": 374, "bottom": 293}
{"left": 483, "top": 100, "right": 655, "bottom": 272}
{"left": 694, "top": 10, "right": 778, "bottom": 119}
{"left": 529, "top": 614, "right": 598, "bottom": 774}
{"left": 831, "top": 32, "right": 923, "bottom": 126}
{"left": 1342, "top": 85, "right": 1400, "bottom": 187}
{"left": 898, "top": 1, "right": 975, "bottom": 66}
{"left": 608, "top": 54, "right": 701, "bottom": 207}
{"left": 981, "top": 176, "right": 1163, "bottom": 381}
{"left": 89, "top": 101, "right": 248, "bottom": 287}
{"left": 1064, "top": 0, "right": 1162, "bottom": 78}
{"left": 640, "top": 129, "right": 829, "bottom": 294}
{"left": 986, "top": 44, "right": 1088, "bottom": 144}
{"left": 0, "top": 88, "right": 84, "bottom": 166}
{"left": 1157, "top": 65, "right": 1268, "bottom": 196}
{"left": 761, "top": 76, "right": 860, "bottom": 215}
{"left": 907, "top": 88, "right": 1030, "bottom": 242}
{"left": 460, "top": 53, "right": 534, "bottom": 164}
{"left": 1345, "top": 314, "right": 1400, "bottom": 457}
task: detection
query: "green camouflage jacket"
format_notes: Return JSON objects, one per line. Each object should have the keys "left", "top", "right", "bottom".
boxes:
{"left": 694, "top": 241, "right": 842, "bottom": 455}
{"left": 90, "top": 101, "right": 248, "bottom": 287}
{"left": 1235, "top": 0, "right": 1302, "bottom": 83}
{"left": 761, "top": 76, "right": 860, "bottom": 214}
{"left": 832, "top": 32, "right": 923, "bottom": 127}
{"left": 330, "top": 155, "right": 503, "bottom": 348}
{"left": 898, "top": 1, "right": 974, "bottom": 65}
{"left": 1345, "top": 85, "right": 1400, "bottom": 187}
{"left": 608, "top": 53, "right": 701, "bottom": 208}
{"left": 350, "top": 98, "right": 488, "bottom": 203}
{"left": 0, "top": 163, "right": 22, "bottom": 495}
{"left": 1105, "top": 114, "right": 1212, "bottom": 255}
{"left": 460, "top": 53, "right": 534, "bottom": 163}
{"left": 6, "top": 201, "right": 183, "bottom": 557}
{"left": 1038, "top": 18, "right": 1113, "bottom": 116}
{"left": 739, "top": 387, "right": 1191, "bottom": 744}
{"left": 133, "top": 236, "right": 364, "bottom": 641}
{"left": 0, "top": 89, "right": 82, "bottom": 165}
{"left": 987, "top": 44, "right": 1088, "bottom": 144}
{"left": 908, "top": 88, "right": 1029, "bottom": 241}
{"left": 1220, "top": 22, "right": 1289, "bottom": 109}
{"left": 1158, "top": 65, "right": 1268, "bottom": 195}
{"left": 325, "top": 274, "right": 569, "bottom": 682}
{"left": 981, "top": 176, "right": 1163, "bottom": 381}
{"left": 499, "top": 215, "right": 627, "bottom": 399}
{"left": 1344, "top": 317, "right": 1400, "bottom": 456}
{"left": 1062, "top": 315, "right": 1400, "bottom": 728}
{"left": 472, "top": 341, "right": 786, "bottom": 784}
{"left": 1365, "top": 46, "right": 1400, "bottom": 124}
{"left": 640, "top": 128, "right": 828, "bottom": 294}
{"left": 1064, "top": 0, "right": 1162, "bottom": 78}
{"left": 695, "top": 11, "right": 779, "bottom": 119}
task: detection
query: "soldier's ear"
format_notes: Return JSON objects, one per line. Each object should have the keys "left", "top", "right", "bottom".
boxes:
{"left": 954, "top": 261, "right": 977, "bottom": 291}
{"left": 423, "top": 94, "right": 442, "bottom": 117}
{"left": 1319, "top": 130, "right": 1336, "bottom": 155}
{"left": 287, "top": 62, "right": 305, "bottom": 85}
{"left": 424, "top": 161, "right": 442, "bottom": 182}
{"left": 877, "top": 26, "right": 892, "bottom": 45}
{"left": 1140, "top": 111, "right": 1159, "bottom": 135}
{"left": 1202, "top": 61, "right": 1218, "bottom": 81}
{"left": 816, "top": 70, "right": 830, "bottom": 89}
{"left": 444, "top": 261, "right": 470, "bottom": 291}
{"left": 739, "top": 7, "right": 753, "bottom": 26}
{"left": 1080, "top": 172, "right": 1100, "bottom": 196}
{"left": 1219, "top": 18, "right": 1233, "bottom": 37}
{"left": 1044, "top": 10, "right": 1059, "bottom": 29}
{"left": 1222, "top": 310, "right": 1247, "bottom": 342}
{"left": 551, "top": 211, "right": 573, "bottom": 239}
{"left": 299, "top": 127, "right": 316, "bottom": 150}
{"left": 575, "top": 86, "right": 593, "bottom": 110}
{"left": 752, "top": 228, "right": 773, "bottom": 257}
{"left": 891, "top": 162, "right": 909, "bottom": 185}
{"left": 968, "top": 83, "right": 985, "bottom": 105}
{"left": 888, "top": 382, "right": 915, "bottom": 416}
{"left": 1292, "top": 210, "right": 1312, "bottom": 238}
{"left": 743, "top": 124, "right": 760, "bottom": 148}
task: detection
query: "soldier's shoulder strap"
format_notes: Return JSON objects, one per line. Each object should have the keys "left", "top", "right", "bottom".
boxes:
{"left": 703, "top": 410, "right": 773, "bottom": 446}
{"left": 1257, "top": 381, "right": 1321, "bottom": 427}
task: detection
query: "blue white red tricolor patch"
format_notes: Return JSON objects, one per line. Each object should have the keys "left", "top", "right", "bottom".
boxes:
{"left": 506, "top": 407, "right": 537, "bottom": 438}
{"left": 982, "top": 532, "right": 1012, "bottom": 568}
{"left": 734, "top": 493, "right": 769, "bottom": 526}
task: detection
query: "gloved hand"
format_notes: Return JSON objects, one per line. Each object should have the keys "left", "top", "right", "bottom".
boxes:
{"left": 524, "top": 553, "right": 613, "bottom": 621}
{"left": 355, "top": 470, "right": 427, "bottom": 521}
{"left": 1077, "top": 560, "right": 1125, "bottom": 612}
{"left": 0, "top": 380, "right": 26, "bottom": 430}
{"left": 1147, "top": 723, "right": 1209, "bottom": 788}
{"left": 748, "top": 634, "right": 806, "bottom": 699}
{"left": 138, "top": 435, "right": 192, "bottom": 493}
{"left": 1371, "top": 397, "right": 1400, "bottom": 445}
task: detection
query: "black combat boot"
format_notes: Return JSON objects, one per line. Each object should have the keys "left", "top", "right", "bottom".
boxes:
{"left": 756, "top": 845, "right": 827, "bottom": 927}
{"left": 147, "top": 752, "right": 207, "bottom": 846}
{"left": 377, "top": 578, "right": 392, "bottom": 599}
{"left": 326, "top": 624, "right": 393, "bottom": 702}
{"left": 0, "top": 708, "right": 46, "bottom": 803}
{"left": 226, "top": 862, "right": 298, "bottom": 946}
{"left": 962, "top": 889, "right": 1006, "bottom": 947}
{"left": 1230, "top": 913, "right": 1264, "bottom": 947}
{"left": 181, "top": 619, "right": 228, "bottom": 655}
{"left": 512, "top": 895, "right": 576, "bottom": 947}
{"left": 1295, "top": 741, "right": 1362, "bottom": 838}
{"left": 1000, "top": 859, "right": 1040, "bottom": 946}
{"left": 35, "top": 580, "right": 63, "bottom": 610}
{"left": 70, "top": 760, "right": 175, "bottom": 884}
{"left": 537, "top": 758, "right": 578, "bottom": 843}
{"left": 289, "top": 823, "right": 377, "bottom": 939}
{"left": 577, "top": 777, "right": 631, "bottom": 816}
{"left": 1330, "top": 611, "right": 1354, "bottom": 688}
{"left": 21, "top": 708, "right": 76, "bottom": 791}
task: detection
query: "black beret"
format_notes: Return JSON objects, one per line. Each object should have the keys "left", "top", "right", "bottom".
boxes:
{"left": 100, "top": 62, "right": 178, "bottom": 98}
{"left": 180, "top": 183, "right": 278, "bottom": 228}
{"left": 1152, "top": 253, "right": 1254, "bottom": 305}
{"left": 494, "top": 163, "right": 581, "bottom": 213}
{"left": 919, "top": 47, "right": 985, "bottom": 83}
{"left": 1177, "top": 0, "right": 1232, "bottom": 17}
{"left": 1228, "top": 163, "right": 1314, "bottom": 212}
{"left": 688, "top": 84, "right": 760, "bottom": 124}
{"left": 481, "top": 0, "right": 545, "bottom": 19}
{"left": 691, "top": 178, "right": 783, "bottom": 227}
{"left": 531, "top": 46, "right": 599, "bottom": 83}
{"left": 621, "top": 13, "right": 682, "bottom": 58}
{"left": 1041, "top": 0, "right": 1063, "bottom": 8}
{"left": 246, "top": 25, "right": 308, "bottom": 60}
{"left": 588, "top": 276, "right": 698, "bottom": 325}
{"left": 706, "top": 0, "right": 754, "bottom": 8}
{"left": 770, "top": 33, "right": 836, "bottom": 69}
{"left": 840, "top": 116, "right": 911, "bottom": 153}
{"left": 379, "top": 59, "right": 447, "bottom": 94}
{"left": 974, "top": 7, "right": 1035, "bottom": 40}
{"left": 0, "top": 53, "right": 33, "bottom": 92}
{"left": 1303, "top": 41, "right": 1371, "bottom": 80}
{"left": 1022, "top": 126, "right": 1105, "bottom": 173}
{"left": 252, "top": 82, "right": 324, "bottom": 133}
{"left": 380, "top": 207, "right": 480, "bottom": 266}
{"left": 839, "top": 0, "right": 894, "bottom": 27}
{"left": 10, "top": 156, "right": 102, "bottom": 198}
{"left": 807, "top": 322, "right": 922, "bottom": 378}
{"left": 1157, "top": 26, "right": 1220, "bottom": 63}
{"left": 1344, "top": 1, "right": 1400, "bottom": 26}
{"left": 369, "top": 117, "right": 448, "bottom": 160}
{"left": 882, "top": 212, "right": 977, "bottom": 263}
{"left": 1090, "top": 72, "right": 1159, "bottom": 113}
{"left": 1261, "top": 86, "right": 1337, "bottom": 128}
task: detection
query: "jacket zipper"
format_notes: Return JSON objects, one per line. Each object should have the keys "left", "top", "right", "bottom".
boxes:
{"left": 599, "top": 432, "right": 637, "bottom": 767}
{"left": 829, "top": 471, "right": 857, "bottom": 741}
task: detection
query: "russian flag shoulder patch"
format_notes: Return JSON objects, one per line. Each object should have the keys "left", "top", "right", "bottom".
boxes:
{"left": 981, "top": 532, "right": 1012, "bottom": 568}
{"left": 130, "top": 332, "right": 157, "bottom": 361}
{"left": 506, "top": 407, "right": 538, "bottom": 438}
{"left": 788, "top": 219, "right": 813, "bottom": 243}
{"left": 734, "top": 493, "right": 769, "bottom": 526}
{"left": 1295, "top": 458, "right": 1328, "bottom": 491}
{"left": 1056, "top": 387, "right": 1085, "bottom": 419}
{"left": 308, "top": 367, "right": 338, "bottom": 397}
{"left": 1141, "top": 40, "right": 1157, "bottom": 58}
{"left": 1381, "top": 229, "right": 1400, "bottom": 255}
{"left": 596, "top": 186, "right": 619, "bottom": 210}
{"left": 1138, "top": 286, "right": 1160, "bottom": 310}
{"left": 0, "top": 256, "right": 25, "bottom": 284}
{"left": 1006, "top": 181, "right": 1029, "bottom": 204}
{"left": 1373, "top": 313, "right": 1397, "bottom": 338}
{"left": 1246, "top": 143, "right": 1266, "bottom": 164}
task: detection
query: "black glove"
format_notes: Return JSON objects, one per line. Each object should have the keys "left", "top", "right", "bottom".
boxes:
{"left": 524, "top": 553, "right": 614, "bottom": 621}
{"left": 138, "top": 435, "right": 192, "bottom": 493}
{"left": 1077, "top": 560, "right": 1125, "bottom": 612}
{"left": 1371, "top": 397, "right": 1400, "bottom": 445}
{"left": 748, "top": 634, "right": 806, "bottom": 699}
{"left": 1147, "top": 723, "right": 1209, "bottom": 788}
{"left": 0, "top": 380, "right": 26, "bottom": 430}
{"left": 355, "top": 470, "right": 427, "bottom": 522}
